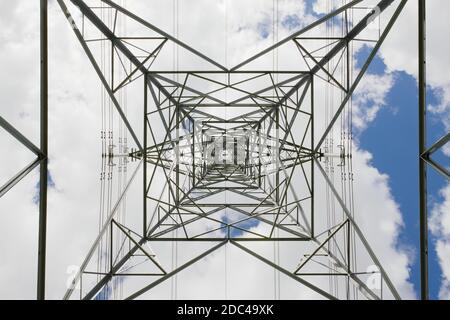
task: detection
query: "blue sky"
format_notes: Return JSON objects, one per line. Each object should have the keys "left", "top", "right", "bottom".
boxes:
{"left": 355, "top": 46, "right": 448, "bottom": 299}
{"left": 298, "top": 0, "right": 447, "bottom": 299}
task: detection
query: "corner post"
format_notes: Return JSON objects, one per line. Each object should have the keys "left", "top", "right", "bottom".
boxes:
{"left": 37, "top": 0, "right": 49, "bottom": 300}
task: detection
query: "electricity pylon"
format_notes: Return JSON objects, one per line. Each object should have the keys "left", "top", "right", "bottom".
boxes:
{"left": 58, "top": 0, "right": 408, "bottom": 300}
{"left": 1, "top": 0, "right": 418, "bottom": 300}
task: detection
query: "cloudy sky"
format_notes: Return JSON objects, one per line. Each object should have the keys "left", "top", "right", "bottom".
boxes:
{"left": 0, "top": 0, "right": 449, "bottom": 300}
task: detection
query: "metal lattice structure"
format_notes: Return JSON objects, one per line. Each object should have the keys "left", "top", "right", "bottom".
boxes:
{"left": 3, "top": 0, "right": 443, "bottom": 300}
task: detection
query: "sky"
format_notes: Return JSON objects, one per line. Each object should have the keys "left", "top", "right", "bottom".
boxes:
{"left": 0, "top": 0, "right": 449, "bottom": 300}
{"left": 356, "top": 47, "right": 447, "bottom": 299}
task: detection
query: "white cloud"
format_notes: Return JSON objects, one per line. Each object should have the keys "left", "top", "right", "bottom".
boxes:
{"left": 430, "top": 184, "right": 450, "bottom": 299}
{"left": 353, "top": 73, "right": 394, "bottom": 131}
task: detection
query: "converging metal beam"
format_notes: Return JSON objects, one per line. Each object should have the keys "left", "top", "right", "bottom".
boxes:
{"left": 315, "top": 158, "right": 401, "bottom": 300}
{"left": 58, "top": 0, "right": 143, "bottom": 151}
{"left": 100, "top": 0, "right": 228, "bottom": 72}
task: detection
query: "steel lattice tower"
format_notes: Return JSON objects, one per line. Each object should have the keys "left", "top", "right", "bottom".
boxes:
{"left": 2, "top": 0, "right": 446, "bottom": 300}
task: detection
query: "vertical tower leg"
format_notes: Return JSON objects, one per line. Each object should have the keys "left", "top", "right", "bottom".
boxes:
{"left": 143, "top": 75, "right": 148, "bottom": 237}
{"left": 418, "top": 0, "right": 428, "bottom": 301}
{"left": 37, "top": 0, "right": 49, "bottom": 300}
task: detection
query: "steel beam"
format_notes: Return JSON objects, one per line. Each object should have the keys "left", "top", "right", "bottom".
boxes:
{"left": 423, "top": 133, "right": 450, "bottom": 158}
{"left": 314, "top": 0, "right": 408, "bottom": 153}
{"left": 63, "top": 161, "right": 142, "bottom": 299}
{"left": 55, "top": 0, "right": 410, "bottom": 301}
{"left": 424, "top": 157, "right": 450, "bottom": 180}
{"left": 58, "top": 0, "right": 143, "bottom": 151}
{"left": 418, "top": 0, "right": 428, "bottom": 300}
{"left": 315, "top": 158, "right": 401, "bottom": 300}
{"left": 231, "top": 240, "right": 337, "bottom": 300}
{"left": 100, "top": 0, "right": 228, "bottom": 72}
{"left": 0, "top": 158, "right": 41, "bottom": 198}
{"left": 37, "top": 0, "right": 48, "bottom": 301}
{"left": 230, "top": 0, "right": 365, "bottom": 71}
{"left": 143, "top": 75, "right": 148, "bottom": 236}
{"left": 0, "top": 116, "right": 42, "bottom": 157}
